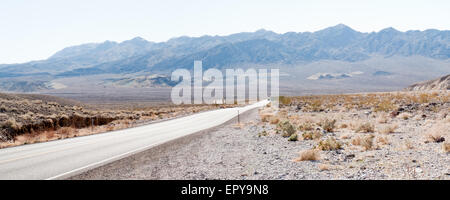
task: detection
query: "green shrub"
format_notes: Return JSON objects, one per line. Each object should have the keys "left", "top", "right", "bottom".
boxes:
{"left": 288, "top": 133, "right": 298, "bottom": 141}
{"left": 316, "top": 137, "right": 342, "bottom": 151}
{"left": 302, "top": 131, "right": 322, "bottom": 140}
{"left": 319, "top": 119, "right": 336, "bottom": 133}
{"left": 277, "top": 120, "right": 296, "bottom": 138}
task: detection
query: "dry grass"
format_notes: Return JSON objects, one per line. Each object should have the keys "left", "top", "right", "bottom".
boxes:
{"left": 316, "top": 137, "right": 342, "bottom": 151}
{"left": 443, "top": 142, "right": 450, "bottom": 153}
{"left": 302, "top": 130, "right": 322, "bottom": 140}
{"left": 340, "top": 132, "right": 354, "bottom": 140}
{"left": 376, "top": 112, "right": 390, "bottom": 124}
{"left": 277, "top": 120, "right": 296, "bottom": 138}
{"left": 398, "top": 112, "right": 412, "bottom": 120}
{"left": 293, "top": 149, "right": 320, "bottom": 162}
{"left": 319, "top": 118, "right": 336, "bottom": 133}
{"left": 354, "top": 122, "right": 375, "bottom": 133}
{"left": 318, "top": 164, "right": 331, "bottom": 171}
{"left": 288, "top": 133, "right": 298, "bottom": 141}
{"left": 425, "top": 123, "right": 447, "bottom": 143}
{"left": 351, "top": 134, "right": 375, "bottom": 150}
{"left": 377, "top": 123, "right": 399, "bottom": 134}
{"left": 376, "top": 135, "right": 390, "bottom": 146}
{"left": 402, "top": 140, "right": 414, "bottom": 150}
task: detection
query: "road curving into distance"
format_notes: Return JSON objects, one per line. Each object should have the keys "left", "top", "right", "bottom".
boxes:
{"left": 0, "top": 100, "right": 269, "bottom": 180}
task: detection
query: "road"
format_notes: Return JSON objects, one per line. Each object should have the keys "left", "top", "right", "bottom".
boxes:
{"left": 0, "top": 100, "right": 269, "bottom": 180}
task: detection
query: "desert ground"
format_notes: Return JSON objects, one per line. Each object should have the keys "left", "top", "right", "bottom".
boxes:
{"left": 72, "top": 91, "right": 449, "bottom": 180}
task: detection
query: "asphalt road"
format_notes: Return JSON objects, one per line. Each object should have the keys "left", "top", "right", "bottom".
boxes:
{"left": 0, "top": 100, "right": 269, "bottom": 180}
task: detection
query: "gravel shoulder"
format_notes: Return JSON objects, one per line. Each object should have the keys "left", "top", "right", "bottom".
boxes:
{"left": 70, "top": 101, "right": 449, "bottom": 180}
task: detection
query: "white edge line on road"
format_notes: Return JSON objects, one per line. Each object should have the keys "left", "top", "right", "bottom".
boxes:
{"left": 46, "top": 101, "right": 268, "bottom": 180}
{"left": 45, "top": 138, "right": 168, "bottom": 180}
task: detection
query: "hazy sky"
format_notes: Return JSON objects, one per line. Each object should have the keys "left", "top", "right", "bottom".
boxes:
{"left": 1, "top": 0, "right": 449, "bottom": 64}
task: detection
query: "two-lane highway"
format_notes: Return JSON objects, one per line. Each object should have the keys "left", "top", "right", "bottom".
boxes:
{"left": 0, "top": 100, "right": 269, "bottom": 180}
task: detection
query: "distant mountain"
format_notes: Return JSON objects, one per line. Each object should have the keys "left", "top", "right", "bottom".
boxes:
{"left": 373, "top": 71, "right": 393, "bottom": 76}
{"left": 405, "top": 74, "right": 450, "bottom": 91}
{"left": 103, "top": 74, "right": 179, "bottom": 88}
{"left": 1, "top": 24, "right": 450, "bottom": 93}
{"left": 1, "top": 24, "right": 449, "bottom": 77}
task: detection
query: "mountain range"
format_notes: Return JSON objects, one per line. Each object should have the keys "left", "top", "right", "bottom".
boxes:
{"left": 0, "top": 24, "right": 449, "bottom": 94}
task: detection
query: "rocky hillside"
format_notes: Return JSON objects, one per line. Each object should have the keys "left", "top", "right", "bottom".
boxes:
{"left": 405, "top": 74, "right": 450, "bottom": 91}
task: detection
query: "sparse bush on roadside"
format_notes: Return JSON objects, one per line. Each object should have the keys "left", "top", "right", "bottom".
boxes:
{"left": 302, "top": 130, "right": 322, "bottom": 140}
{"left": 277, "top": 120, "right": 296, "bottom": 138}
{"left": 258, "top": 130, "right": 268, "bottom": 137}
{"left": 279, "top": 96, "right": 292, "bottom": 106}
{"left": 374, "top": 99, "right": 395, "bottom": 112}
{"left": 3, "top": 118, "right": 22, "bottom": 131}
{"left": 316, "top": 137, "right": 342, "bottom": 151}
{"left": 376, "top": 135, "right": 390, "bottom": 146}
{"left": 293, "top": 149, "right": 320, "bottom": 162}
{"left": 339, "top": 123, "right": 348, "bottom": 129}
{"left": 351, "top": 134, "right": 375, "bottom": 150}
{"left": 259, "top": 111, "right": 274, "bottom": 123}
{"left": 288, "top": 133, "right": 298, "bottom": 141}
{"left": 425, "top": 123, "right": 446, "bottom": 143}
{"left": 398, "top": 112, "right": 412, "bottom": 120}
{"left": 318, "top": 164, "right": 331, "bottom": 171}
{"left": 355, "top": 122, "right": 375, "bottom": 133}
{"left": 377, "top": 123, "right": 399, "bottom": 134}
{"left": 298, "top": 122, "right": 315, "bottom": 131}
{"left": 418, "top": 93, "right": 430, "bottom": 104}
{"left": 443, "top": 142, "right": 450, "bottom": 153}
{"left": 310, "top": 99, "right": 323, "bottom": 112}
{"left": 269, "top": 116, "right": 280, "bottom": 124}
{"left": 376, "top": 113, "right": 389, "bottom": 124}
{"left": 319, "top": 118, "right": 336, "bottom": 133}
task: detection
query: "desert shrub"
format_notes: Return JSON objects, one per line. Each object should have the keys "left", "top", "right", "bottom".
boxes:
{"left": 3, "top": 118, "right": 22, "bottom": 132}
{"left": 293, "top": 149, "right": 320, "bottom": 162}
{"left": 58, "top": 127, "right": 72, "bottom": 135}
{"left": 443, "top": 142, "right": 450, "bottom": 153}
{"left": 288, "top": 133, "right": 298, "bottom": 141}
{"left": 0, "top": 104, "right": 7, "bottom": 112}
{"left": 398, "top": 112, "right": 412, "bottom": 120}
{"left": 374, "top": 99, "right": 395, "bottom": 112}
{"left": 259, "top": 112, "right": 273, "bottom": 122}
{"left": 310, "top": 99, "right": 323, "bottom": 112}
{"left": 377, "top": 124, "right": 399, "bottom": 134}
{"left": 319, "top": 118, "right": 336, "bottom": 133}
{"left": 298, "top": 122, "right": 315, "bottom": 131}
{"left": 277, "top": 120, "right": 296, "bottom": 138}
{"left": 302, "top": 131, "right": 322, "bottom": 140}
{"left": 316, "top": 137, "right": 342, "bottom": 151}
{"left": 279, "top": 96, "right": 292, "bottom": 106}
{"left": 376, "top": 113, "right": 389, "bottom": 124}
{"left": 339, "top": 123, "right": 348, "bottom": 129}
{"left": 425, "top": 123, "right": 446, "bottom": 143}
{"left": 351, "top": 135, "right": 375, "bottom": 150}
{"left": 258, "top": 130, "right": 268, "bottom": 137}
{"left": 376, "top": 135, "right": 390, "bottom": 146}
{"left": 355, "top": 122, "right": 375, "bottom": 133}
{"left": 269, "top": 116, "right": 280, "bottom": 124}
{"left": 418, "top": 93, "right": 430, "bottom": 104}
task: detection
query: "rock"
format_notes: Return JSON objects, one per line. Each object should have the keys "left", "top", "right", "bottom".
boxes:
{"left": 436, "top": 137, "right": 445, "bottom": 143}
{"left": 345, "top": 154, "right": 355, "bottom": 160}
{"left": 390, "top": 110, "right": 400, "bottom": 117}
{"left": 415, "top": 168, "right": 423, "bottom": 173}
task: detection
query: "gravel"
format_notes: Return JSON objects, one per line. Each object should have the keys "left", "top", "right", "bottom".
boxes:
{"left": 70, "top": 107, "right": 450, "bottom": 180}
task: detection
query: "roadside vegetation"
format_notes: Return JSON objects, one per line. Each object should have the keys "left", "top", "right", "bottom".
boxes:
{"left": 257, "top": 91, "right": 449, "bottom": 178}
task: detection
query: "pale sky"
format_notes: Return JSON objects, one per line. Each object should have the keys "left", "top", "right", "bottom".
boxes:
{"left": 1, "top": 0, "right": 449, "bottom": 64}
